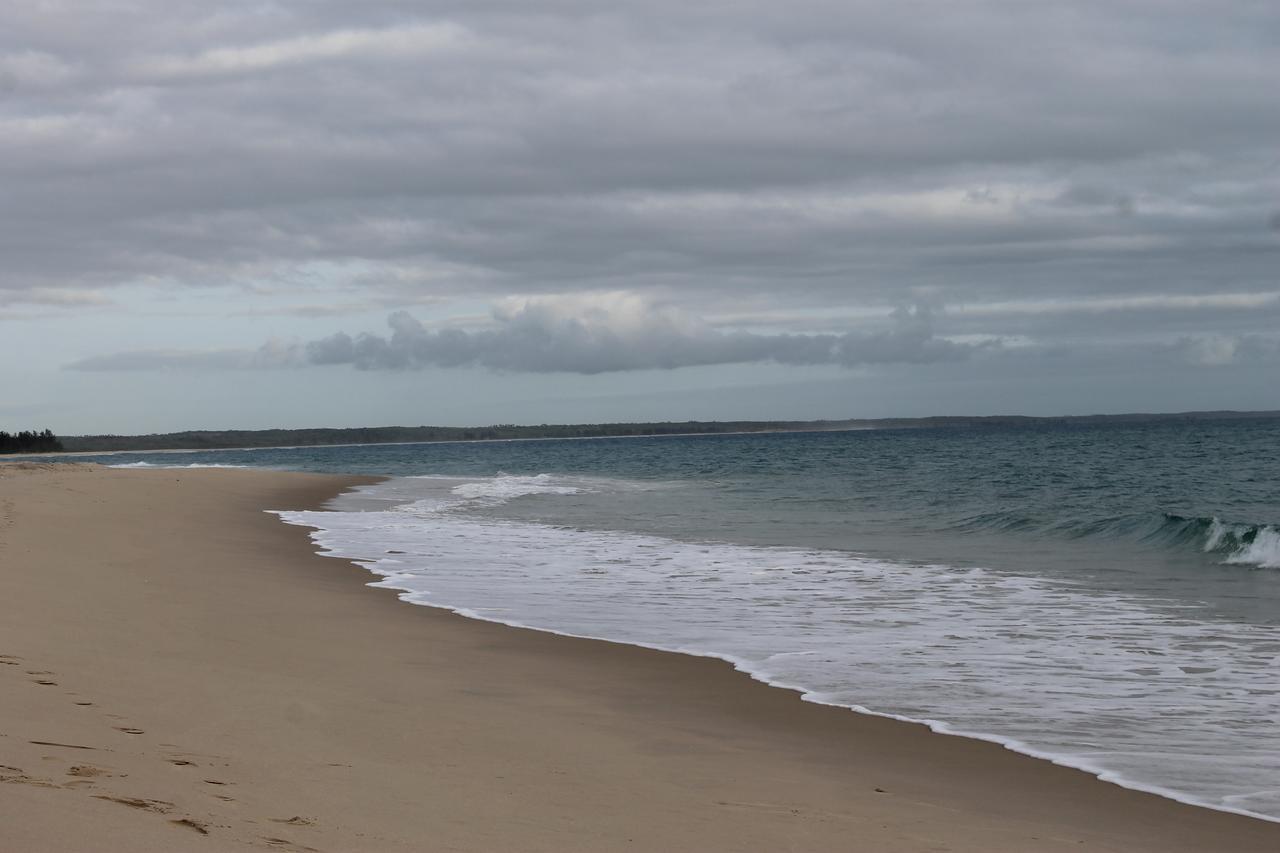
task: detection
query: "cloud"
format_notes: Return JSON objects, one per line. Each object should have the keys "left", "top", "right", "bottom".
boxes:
{"left": 0, "top": 49, "right": 76, "bottom": 90}
{"left": 67, "top": 339, "right": 301, "bottom": 372}
{"left": 1174, "top": 334, "right": 1280, "bottom": 368}
{"left": 0, "top": 288, "right": 110, "bottom": 308}
{"left": 134, "top": 22, "right": 474, "bottom": 79}
{"left": 953, "top": 291, "right": 1280, "bottom": 318}
{"left": 9, "top": 0, "right": 1280, "bottom": 414}
{"left": 70, "top": 294, "right": 978, "bottom": 374}
{"left": 305, "top": 294, "right": 977, "bottom": 373}
{"left": 2, "top": 1, "right": 1278, "bottom": 319}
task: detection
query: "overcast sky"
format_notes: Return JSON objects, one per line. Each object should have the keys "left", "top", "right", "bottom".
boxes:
{"left": 2, "top": 1, "right": 1277, "bottom": 433}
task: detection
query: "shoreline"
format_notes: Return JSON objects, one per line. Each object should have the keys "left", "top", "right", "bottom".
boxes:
{"left": 303, "top": 553, "right": 1279, "bottom": 827}
{"left": 292, "top": 474, "right": 1280, "bottom": 825}
{"left": 2, "top": 462, "right": 1277, "bottom": 851}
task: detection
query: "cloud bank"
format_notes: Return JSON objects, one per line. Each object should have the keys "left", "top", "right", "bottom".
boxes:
{"left": 306, "top": 296, "right": 972, "bottom": 373}
{"left": 10, "top": 1, "right": 1280, "bottom": 427}
{"left": 69, "top": 295, "right": 977, "bottom": 374}
{"left": 3, "top": 0, "right": 1277, "bottom": 324}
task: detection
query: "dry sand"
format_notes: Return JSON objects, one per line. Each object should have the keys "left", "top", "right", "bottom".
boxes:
{"left": 0, "top": 462, "right": 1276, "bottom": 852}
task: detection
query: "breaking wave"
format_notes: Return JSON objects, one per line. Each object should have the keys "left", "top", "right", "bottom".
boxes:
{"left": 951, "top": 511, "right": 1280, "bottom": 569}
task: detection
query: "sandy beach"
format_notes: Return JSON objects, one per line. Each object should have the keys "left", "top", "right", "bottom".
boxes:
{"left": 1, "top": 462, "right": 1276, "bottom": 852}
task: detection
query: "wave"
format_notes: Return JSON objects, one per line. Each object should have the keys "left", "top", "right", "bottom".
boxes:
{"left": 1198, "top": 517, "right": 1280, "bottom": 569}
{"left": 449, "top": 472, "right": 585, "bottom": 503}
{"left": 396, "top": 471, "right": 680, "bottom": 504}
{"left": 951, "top": 510, "right": 1280, "bottom": 569}
{"left": 1135, "top": 514, "right": 1280, "bottom": 569}
{"left": 355, "top": 472, "right": 1280, "bottom": 571}
{"left": 108, "top": 461, "right": 249, "bottom": 469}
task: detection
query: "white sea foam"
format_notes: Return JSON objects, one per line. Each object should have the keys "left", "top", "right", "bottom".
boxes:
{"left": 1204, "top": 517, "right": 1280, "bottom": 569}
{"left": 276, "top": 474, "right": 1280, "bottom": 823}
{"left": 1225, "top": 526, "right": 1280, "bottom": 569}
{"left": 1204, "top": 517, "right": 1232, "bottom": 551}
{"left": 450, "top": 473, "right": 584, "bottom": 502}
{"left": 109, "top": 461, "right": 249, "bottom": 469}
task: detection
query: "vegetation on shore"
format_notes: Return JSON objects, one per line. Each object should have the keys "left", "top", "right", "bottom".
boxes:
{"left": 0, "top": 429, "right": 64, "bottom": 454}
{"left": 57, "top": 410, "right": 1280, "bottom": 453}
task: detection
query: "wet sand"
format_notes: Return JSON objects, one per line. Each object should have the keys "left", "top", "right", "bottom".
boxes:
{"left": 1, "top": 462, "right": 1276, "bottom": 851}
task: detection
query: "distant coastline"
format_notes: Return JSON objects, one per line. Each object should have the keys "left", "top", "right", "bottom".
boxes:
{"left": 56, "top": 409, "right": 1280, "bottom": 453}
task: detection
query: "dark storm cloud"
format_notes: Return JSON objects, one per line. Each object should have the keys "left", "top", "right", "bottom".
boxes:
{"left": 5, "top": 1, "right": 1280, "bottom": 356}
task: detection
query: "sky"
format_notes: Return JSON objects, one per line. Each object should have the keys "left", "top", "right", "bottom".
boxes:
{"left": 2, "top": 1, "right": 1278, "bottom": 434}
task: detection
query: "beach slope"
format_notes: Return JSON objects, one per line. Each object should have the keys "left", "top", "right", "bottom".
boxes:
{"left": 1, "top": 462, "right": 1275, "bottom": 851}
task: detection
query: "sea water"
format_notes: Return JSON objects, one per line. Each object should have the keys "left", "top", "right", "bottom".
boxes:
{"left": 93, "top": 418, "right": 1280, "bottom": 819}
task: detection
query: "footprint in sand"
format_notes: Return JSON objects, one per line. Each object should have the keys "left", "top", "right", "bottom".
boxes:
{"left": 28, "top": 740, "right": 97, "bottom": 751}
{"left": 93, "top": 794, "right": 174, "bottom": 814}
{"left": 67, "top": 765, "right": 109, "bottom": 778}
{"left": 171, "top": 818, "right": 210, "bottom": 835}
{"left": 95, "top": 794, "right": 214, "bottom": 839}
{"left": 4, "top": 773, "right": 52, "bottom": 790}
{"left": 1, "top": 765, "right": 62, "bottom": 790}
{"left": 263, "top": 838, "right": 319, "bottom": 852}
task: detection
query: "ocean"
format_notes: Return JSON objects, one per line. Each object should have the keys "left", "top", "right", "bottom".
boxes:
{"left": 94, "top": 417, "right": 1280, "bottom": 820}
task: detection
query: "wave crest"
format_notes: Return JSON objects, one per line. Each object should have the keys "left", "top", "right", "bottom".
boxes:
{"left": 1202, "top": 518, "right": 1280, "bottom": 569}
{"left": 952, "top": 511, "right": 1280, "bottom": 569}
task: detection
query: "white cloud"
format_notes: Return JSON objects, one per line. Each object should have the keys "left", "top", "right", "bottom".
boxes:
{"left": 1180, "top": 335, "right": 1238, "bottom": 366}
{"left": 1174, "top": 334, "right": 1280, "bottom": 368}
{"left": 954, "top": 292, "right": 1280, "bottom": 318}
{"left": 0, "top": 289, "right": 110, "bottom": 309}
{"left": 134, "top": 22, "right": 474, "bottom": 78}
{"left": 71, "top": 293, "right": 981, "bottom": 374}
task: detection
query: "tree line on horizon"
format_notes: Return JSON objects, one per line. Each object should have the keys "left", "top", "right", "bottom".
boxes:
{"left": 53, "top": 409, "right": 1280, "bottom": 453}
{"left": 63, "top": 421, "right": 817, "bottom": 452}
{"left": 0, "top": 428, "right": 64, "bottom": 454}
